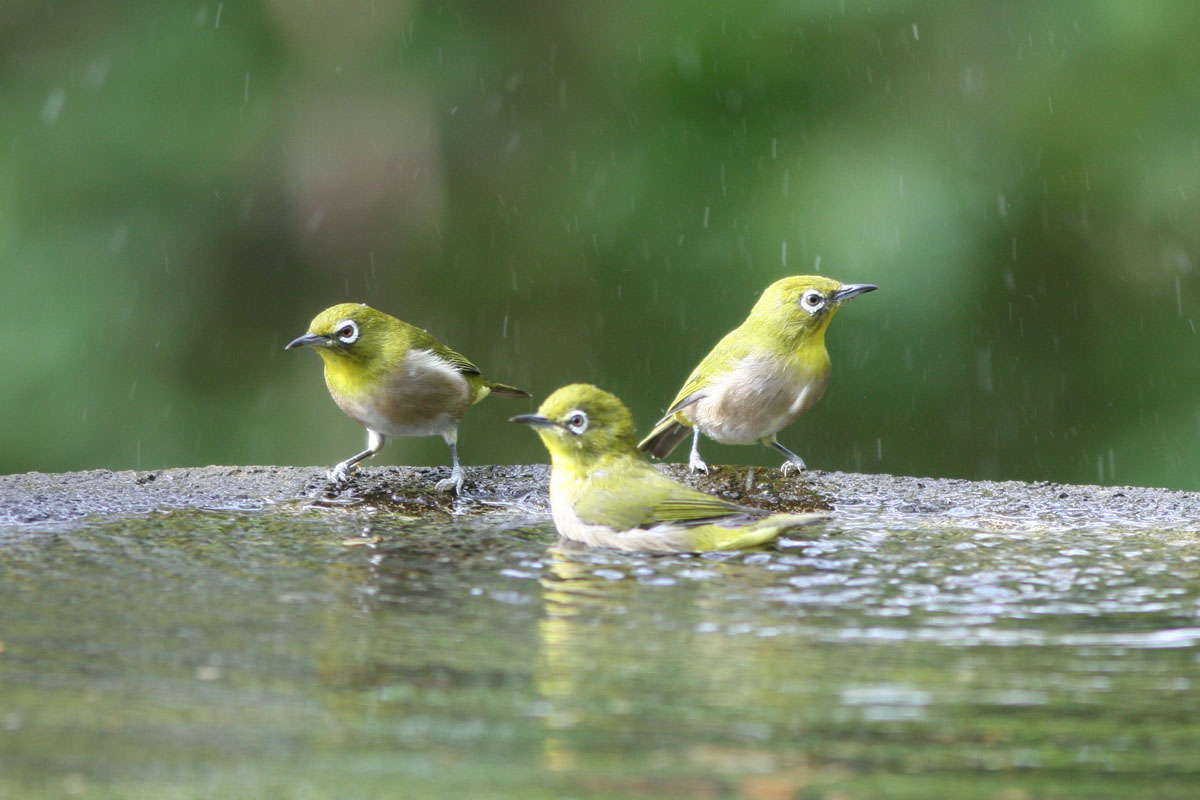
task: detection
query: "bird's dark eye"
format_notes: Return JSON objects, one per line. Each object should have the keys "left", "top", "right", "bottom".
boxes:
{"left": 800, "top": 290, "right": 825, "bottom": 312}
{"left": 335, "top": 320, "right": 359, "bottom": 344}
{"left": 564, "top": 411, "right": 589, "bottom": 435}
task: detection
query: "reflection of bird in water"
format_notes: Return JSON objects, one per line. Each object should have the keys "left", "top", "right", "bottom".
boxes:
{"left": 533, "top": 544, "right": 833, "bottom": 792}
{"left": 536, "top": 546, "right": 656, "bottom": 772}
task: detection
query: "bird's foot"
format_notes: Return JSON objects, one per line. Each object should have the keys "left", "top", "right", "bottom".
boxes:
{"left": 327, "top": 461, "right": 357, "bottom": 487}
{"left": 688, "top": 454, "right": 710, "bottom": 474}
{"left": 435, "top": 466, "right": 465, "bottom": 495}
{"left": 779, "top": 457, "right": 807, "bottom": 477}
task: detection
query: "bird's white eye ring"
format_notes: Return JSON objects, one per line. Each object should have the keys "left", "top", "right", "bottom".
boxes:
{"left": 335, "top": 319, "right": 359, "bottom": 344}
{"left": 800, "top": 290, "right": 825, "bottom": 313}
{"left": 564, "top": 410, "right": 589, "bottom": 435}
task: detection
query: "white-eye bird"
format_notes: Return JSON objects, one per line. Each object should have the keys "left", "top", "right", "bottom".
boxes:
{"left": 287, "top": 302, "right": 530, "bottom": 494}
{"left": 511, "top": 383, "right": 825, "bottom": 553}
{"left": 638, "top": 276, "right": 877, "bottom": 474}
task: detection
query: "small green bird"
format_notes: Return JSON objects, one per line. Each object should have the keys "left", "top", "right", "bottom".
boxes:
{"left": 286, "top": 302, "right": 530, "bottom": 494}
{"left": 638, "top": 275, "right": 877, "bottom": 474}
{"left": 511, "top": 383, "right": 824, "bottom": 553}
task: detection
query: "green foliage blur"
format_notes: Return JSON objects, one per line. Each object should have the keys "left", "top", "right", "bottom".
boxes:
{"left": 3, "top": 1, "right": 1200, "bottom": 489}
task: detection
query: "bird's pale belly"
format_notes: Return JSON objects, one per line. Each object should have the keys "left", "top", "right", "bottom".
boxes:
{"left": 329, "top": 350, "right": 471, "bottom": 438}
{"left": 687, "top": 359, "right": 828, "bottom": 445}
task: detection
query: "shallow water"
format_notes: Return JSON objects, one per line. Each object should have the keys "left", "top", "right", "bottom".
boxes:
{"left": 2, "top": 506, "right": 1199, "bottom": 798}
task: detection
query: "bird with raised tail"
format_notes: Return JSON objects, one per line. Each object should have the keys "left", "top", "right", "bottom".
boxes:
{"left": 638, "top": 275, "right": 877, "bottom": 474}
{"left": 512, "top": 383, "right": 825, "bottom": 553}
{"left": 287, "top": 302, "right": 529, "bottom": 494}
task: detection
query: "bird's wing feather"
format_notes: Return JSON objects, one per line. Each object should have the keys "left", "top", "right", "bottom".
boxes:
{"left": 436, "top": 344, "right": 482, "bottom": 376}
{"left": 660, "top": 389, "right": 707, "bottom": 420}
{"left": 659, "top": 326, "right": 758, "bottom": 420}
{"left": 574, "top": 458, "right": 760, "bottom": 530}
{"left": 405, "top": 326, "right": 481, "bottom": 376}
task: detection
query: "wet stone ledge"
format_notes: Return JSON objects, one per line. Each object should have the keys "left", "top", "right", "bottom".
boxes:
{"left": 2, "top": 465, "right": 1199, "bottom": 533}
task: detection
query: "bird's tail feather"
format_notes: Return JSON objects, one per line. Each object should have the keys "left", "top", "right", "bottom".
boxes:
{"left": 691, "top": 512, "right": 827, "bottom": 552}
{"left": 485, "top": 381, "right": 531, "bottom": 399}
{"left": 637, "top": 418, "right": 692, "bottom": 459}
{"left": 583, "top": 512, "right": 827, "bottom": 553}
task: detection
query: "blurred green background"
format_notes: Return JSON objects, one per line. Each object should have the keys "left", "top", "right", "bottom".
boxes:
{"left": 3, "top": 1, "right": 1199, "bottom": 489}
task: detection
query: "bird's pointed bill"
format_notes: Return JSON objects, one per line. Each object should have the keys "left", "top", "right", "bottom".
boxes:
{"left": 285, "top": 332, "right": 331, "bottom": 350}
{"left": 509, "top": 413, "right": 560, "bottom": 430}
{"left": 832, "top": 283, "right": 878, "bottom": 303}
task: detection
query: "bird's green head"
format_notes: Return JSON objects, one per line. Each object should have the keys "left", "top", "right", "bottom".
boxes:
{"left": 748, "top": 275, "right": 877, "bottom": 343}
{"left": 510, "top": 383, "right": 638, "bottom": 466}
{"left": 285, "top": 303, "right": 398, "bottom": 369}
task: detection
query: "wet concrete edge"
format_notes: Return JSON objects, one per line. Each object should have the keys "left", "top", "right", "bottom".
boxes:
{"left": 2, "top": 464, "right": 1199, "bottom": 531}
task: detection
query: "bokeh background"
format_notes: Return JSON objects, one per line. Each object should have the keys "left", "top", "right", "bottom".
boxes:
{"left": 3, "top": 1, "right": 1199, "bottom": 489}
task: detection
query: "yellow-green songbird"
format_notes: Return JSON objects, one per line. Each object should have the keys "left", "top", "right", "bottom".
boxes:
{"left": 511, "top": 384, "right": 825, "bottom": 553}
{"left": 638, "top": 276, "right": 877, "bottom": 475}
{"left": 286, "top": 302, "right": 530, "bottom": 494}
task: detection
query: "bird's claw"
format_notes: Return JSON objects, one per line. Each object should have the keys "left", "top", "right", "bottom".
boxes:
{"left": 436, "top": 467, "right": 465, "bottom": 495}
{"left": 327, "top": 461, "right": 356, "bottom": 486}
{"left": 779, "top": 458, "right": 806, "bottom": 477}
{"left": 688, "top": 456, "right": 710, "bottom": 474}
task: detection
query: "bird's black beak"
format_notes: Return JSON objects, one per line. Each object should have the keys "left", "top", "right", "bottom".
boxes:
{"left": 832, "top": 283, "right": 878, "bottom": 303}
{"left": 285, "top": 332, "right": 330, "bottom": 350}
{"left": 510, "top": 413, "right": 559, "bottom": 430}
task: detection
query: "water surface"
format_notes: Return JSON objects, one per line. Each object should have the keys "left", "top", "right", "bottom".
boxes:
{"left": 2, "top": 505, "right": 1198, "bottom": 798}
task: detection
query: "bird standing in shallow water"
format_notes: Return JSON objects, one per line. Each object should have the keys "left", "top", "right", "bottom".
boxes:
{"left": 512, "top": 383, "right": 824, "bottom": 553}
{"left": 287, "top": 302, "right": 529, "bottom": 494}
{"left": 638, "top": 275, "right": 877, "bottom": 474}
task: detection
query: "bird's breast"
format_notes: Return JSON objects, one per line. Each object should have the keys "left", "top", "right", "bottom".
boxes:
{"left": 688, "top": 354, "right": 829, "bottom": 444}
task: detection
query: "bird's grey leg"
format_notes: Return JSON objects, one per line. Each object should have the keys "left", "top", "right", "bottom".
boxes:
{"left": 436, "top": 429, "right": 465, "bottom": 495}
{"left": 766, "top": 436, "right": 806, "bottom": 476}
{"left": 687, "top": 428, "right": 709, "bottom": 474}
{"left": 330, "top": 429, "right": 385, "bottom": 485}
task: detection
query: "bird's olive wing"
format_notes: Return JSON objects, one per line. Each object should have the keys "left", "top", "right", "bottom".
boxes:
{"left": 652, "top": 494, "right": 760, "bottom": 526}
{"left": 427, "top": 339, "right": 482, "bottom": 376}
{"left": 392, "top": 321, "right": 483, "bottom": 376}
{"left": 660, "top": 373, "right": 710, "bottom": 422}
{"left": 659, "top": 326, "right": 757, "bottom": 420}
{"left": 575, "top": 460, "right": 758, "bottom": 530}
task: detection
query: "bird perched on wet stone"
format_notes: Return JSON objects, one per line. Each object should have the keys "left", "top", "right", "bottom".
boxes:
{"left": 512, "top": 383, "right": 824, "bottom": 553}
{"left": 287, "top": 302, "right": 529, "bottom": 494}
{"left": 638, "top": 275, "right": 877, "bottom": 474}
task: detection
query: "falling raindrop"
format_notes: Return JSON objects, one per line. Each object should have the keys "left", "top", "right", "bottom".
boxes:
{"left": 41, "top": 89, "right": 66, "bottom": 123}
{"left": 977, "top": 346, "right": 994, "bottom": 394}
{"left": 108, "top": 226, "right": 128, "bottom": 254}
{"left": 82, "top": 58, "right": 110, "bottom": 90}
